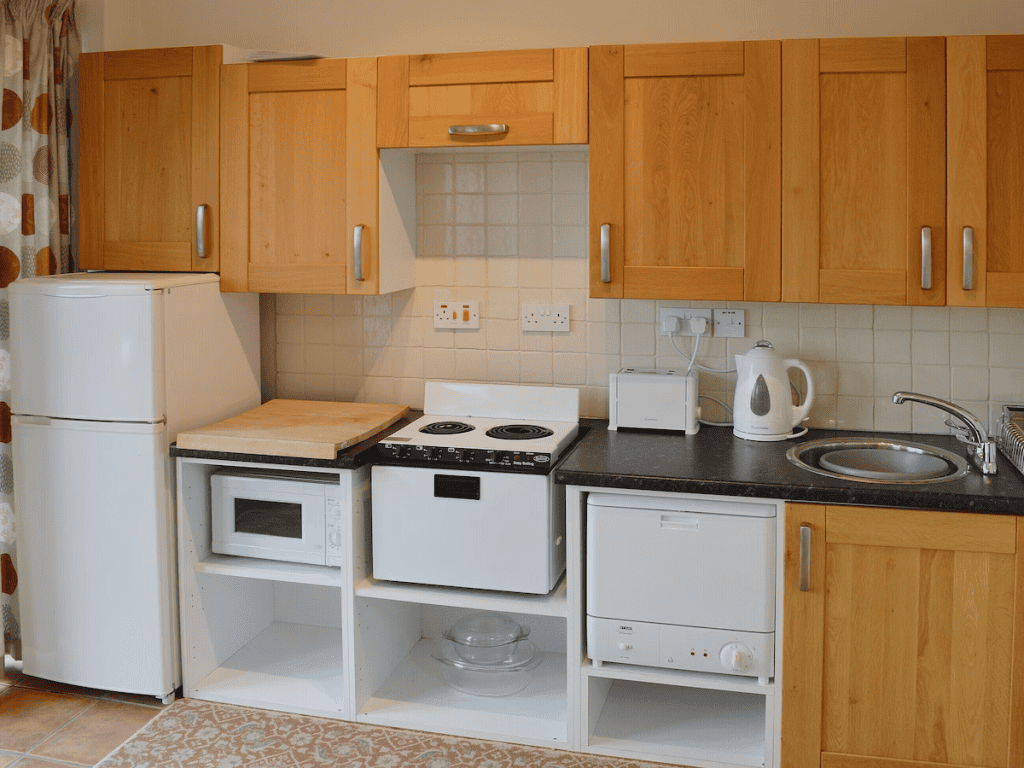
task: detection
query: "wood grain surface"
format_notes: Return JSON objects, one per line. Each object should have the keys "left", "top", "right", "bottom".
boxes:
{"left": 176, "top": 399, "right": 409, "bottom": 459}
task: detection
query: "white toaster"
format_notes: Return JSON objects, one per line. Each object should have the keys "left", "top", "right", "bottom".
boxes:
{"left": 608, "top": 368, "right": 699, "bottom": 434}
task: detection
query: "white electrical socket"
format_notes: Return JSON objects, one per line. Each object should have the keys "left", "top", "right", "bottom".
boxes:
{"left": 713, "top": 308, "right": 745, "bottom": 338}
{"left": 657, "top": 308, "right": 713, "bottom": 336}
{"left": 434, "top": 300, "right": 480, "bottom": 329}
{"left": 522, "top": 304, "right": 570, "bottom": 332}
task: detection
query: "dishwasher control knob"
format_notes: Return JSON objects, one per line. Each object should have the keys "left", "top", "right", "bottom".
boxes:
{"left": 720, "top": 642, "right": 754, "bottom": 673}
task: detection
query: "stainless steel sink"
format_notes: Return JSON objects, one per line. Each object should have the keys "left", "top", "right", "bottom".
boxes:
{"left": 786, "top": 438, "right": 971, "bottom": 484}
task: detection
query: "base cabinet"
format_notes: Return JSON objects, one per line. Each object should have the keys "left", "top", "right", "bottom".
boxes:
{"left": 781, "top": 504, "right": 1024, "bottom": 768}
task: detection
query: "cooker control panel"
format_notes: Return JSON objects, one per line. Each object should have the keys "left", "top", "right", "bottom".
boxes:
{"left": 376, "top": 442, "right": 554, "bottom": 473}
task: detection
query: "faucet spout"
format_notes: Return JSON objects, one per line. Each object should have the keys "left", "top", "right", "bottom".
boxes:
{"left": 892, "top": 391, "right": 997, "bottom": 474}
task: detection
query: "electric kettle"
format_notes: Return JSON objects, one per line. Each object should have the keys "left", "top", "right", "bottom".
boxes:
{"left": 732, "top": 340, "right": 815, "bottom": 441}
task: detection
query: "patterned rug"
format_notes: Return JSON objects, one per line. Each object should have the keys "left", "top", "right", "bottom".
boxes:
{"left": 97, "top": 698, "right": 667, "bottom": 768}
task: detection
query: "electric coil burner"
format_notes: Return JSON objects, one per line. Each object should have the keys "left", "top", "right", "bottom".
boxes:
{"left": 372, "top": 382, "right": 580, "bottom": 594}
{"left": 377, "top": 383, "right": 579, "bottom": 474}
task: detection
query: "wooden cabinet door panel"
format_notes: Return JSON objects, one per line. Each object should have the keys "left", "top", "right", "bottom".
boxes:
{"left": 783, "top": 37, "right": 945, "bottom": 305}
{"left": 782, "top": 504, "right": 1024, "bottom": 768}
{"left": 79, "top": 46, "right": 220, "bottom": 273}
{"left": 590, "top": 41, "right": 780, "bottom": 301}
{"left": 247, "top": 89, "right": 347, "bottom": 292}
{"left": 949, "top": 35, "right": 1024, "bottom": 307}
{"left": 220, "top": 59, "right": 351, "bottom": 294}
{"left": 378, "top": 48, "right": 587, "bottom": 148}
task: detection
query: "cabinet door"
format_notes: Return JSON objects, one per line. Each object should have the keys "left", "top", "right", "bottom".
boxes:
{"left": 377, "top": 48, "right": 587, "bottom": 148}
{"left": 948, "top": 35, "right": 1024, "bottom": 307}
{"left": 79, "top": 46, "right": 220, "bottom": 273}
{"left": 782, "top": 504, "right": 1024, "bottom": 768}
{"left": 589, "top": 42, "right": 781, "bottom": 301}
{"left": 220, "top": 59, "right": 350, "bottom": 294}
{"left": 782, "top": 38, "right": 946, "bottom": 305}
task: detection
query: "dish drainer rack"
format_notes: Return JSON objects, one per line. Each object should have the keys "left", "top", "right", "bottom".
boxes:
{"left": 996, "top": 405, "right": 1024, "bottom": 476}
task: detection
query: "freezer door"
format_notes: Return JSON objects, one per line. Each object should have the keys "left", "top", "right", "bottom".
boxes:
{"left": 13, "top": 416, "right": 179, "bottom": 697}
{"left": 9, "top": 284, "right": 163, "bottom": 421}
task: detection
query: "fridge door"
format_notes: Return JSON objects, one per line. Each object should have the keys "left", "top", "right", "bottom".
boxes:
{"left": 13, "top": 415, "right": 179, "bottom": 697}
{"left": 9, "top": 278, "right": 164, "bottom": 422}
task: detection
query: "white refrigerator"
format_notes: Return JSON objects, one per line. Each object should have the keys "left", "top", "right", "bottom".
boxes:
{"left": 9, "top": 272, "right": 261, "bottom": 702}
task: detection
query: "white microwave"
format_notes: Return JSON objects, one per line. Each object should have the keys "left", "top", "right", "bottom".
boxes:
{"left": 211, "top": 469, "right": 344, "bottom": 567}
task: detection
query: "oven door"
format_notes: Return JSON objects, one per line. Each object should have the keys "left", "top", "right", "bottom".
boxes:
{"left": 211, "top": 473, "right": 327, "bottom": 565}
{"left": 370, "top": 465, "right": 564, "bottom": 594}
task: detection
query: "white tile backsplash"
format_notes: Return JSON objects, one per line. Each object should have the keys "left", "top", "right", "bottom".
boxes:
{"left": 269, "top": 150, "right": 1024, "bottom": 433}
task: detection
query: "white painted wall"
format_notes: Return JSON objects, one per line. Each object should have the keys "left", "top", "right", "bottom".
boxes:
{"left": 94, "top": 0, "right": 1024, "bottom": 55}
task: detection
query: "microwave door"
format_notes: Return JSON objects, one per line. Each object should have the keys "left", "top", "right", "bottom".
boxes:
{"left": 213, "top": 480, "right": 327, "bottom": 566}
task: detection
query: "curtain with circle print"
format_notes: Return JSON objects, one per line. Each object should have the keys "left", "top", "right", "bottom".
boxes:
{"left": 0, "top": 0, "right": 79, "bottom": 660}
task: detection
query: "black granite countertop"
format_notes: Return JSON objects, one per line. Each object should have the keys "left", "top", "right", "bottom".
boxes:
{"left": 169, "top": 411, "right": 420, "bottom": 470}
{"left": 554, "top": 421, "right": 1024, "bottom": 515}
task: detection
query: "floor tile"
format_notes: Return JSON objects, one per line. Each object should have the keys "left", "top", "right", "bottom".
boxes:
{"left": 0, "top": 752, "right": 18, "bottom": 768}
{"left": 102, "top": 689, "right": 171, "bottom": 707}
{"left": 32, "top": 699, "right": 161, "bottom": 765}
{"left": 8, "top": 759, "right": 78, "bottom": 768}
{"left": 0, "top": 688, "right": 94, "bottom": 752}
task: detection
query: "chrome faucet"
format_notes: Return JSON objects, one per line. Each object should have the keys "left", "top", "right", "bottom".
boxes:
{"left": 892, "top": 392, "right": 997, "bottom": 475}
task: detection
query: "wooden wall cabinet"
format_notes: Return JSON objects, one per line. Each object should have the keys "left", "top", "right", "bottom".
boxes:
{"left": 782, "top": 504, "right": 1024, "bottom": 768}
{"left": 79, "top": 46, "right": 221, "bottom": 273}
{"left": 220, "top": 58, "right": 414, "bottom": 295}
{"left": 948, "top": 35, "right": 1024, "bottom": 308}
{"left": 376, "top": 48, "right": 588, "bottom": 148}
{"left": 588, "top": 42, "right": 782, "bottom": 301}
{"left": 782, "top": 37, "right": 947, "bottom": 306}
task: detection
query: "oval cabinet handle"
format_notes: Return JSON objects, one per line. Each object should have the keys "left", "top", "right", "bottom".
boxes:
{"left": 920, "top": 226, "right": 932, "bottom": 290}
{"left": 963, "top": 226, "right": 974, "bottom": 291}
{"left": 353, "top": 225, "right": 365, "bottom": 282}
{"left": 600, "top": 224, "right": 611, "bottom": 283}
{"left": 196, "top": 204, "right": 209, "bottom": 259}
{"left": 799, "top": 524, "right": 812, "bottom": 592}
{"left": 448, "top": 124, "right": 509, "bottom": 137}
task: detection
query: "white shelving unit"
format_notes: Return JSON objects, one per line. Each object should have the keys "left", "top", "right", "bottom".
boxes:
{"left": 175, "top": 459, "right": 783, "bottom": 766}
{"left": 176, "top": 456, "right": 369, "bottom": 720}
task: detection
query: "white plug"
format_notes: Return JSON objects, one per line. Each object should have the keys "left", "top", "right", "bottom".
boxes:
{"left": 661, "top": 315, "right": 681, "bottom": 335}
{"left": 689, "top": 316, "right": 708, "bottom": 335}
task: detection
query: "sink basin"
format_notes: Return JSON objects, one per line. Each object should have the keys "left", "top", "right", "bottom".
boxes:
{"left": 787, "top": 438, "right": 971, "bottom": 484}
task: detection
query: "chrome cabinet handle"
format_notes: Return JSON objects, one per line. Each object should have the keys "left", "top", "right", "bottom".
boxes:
{"left": 963, "top": 226, "right": 974, "bottom": 291}
{"left": 921, "top": 226, "right": 932, "bottom": 290}
{"left": 799, "top": 524, "right": 812, "bottom": 592}
{"left": 196, "top": 204, "right": 209, "bottom": 259}
{"left": 448, "top": 124, "right": 509, "bottom": 137}
{"left": 600, "top": 224, "right": 611, "bottom": 283}
{"left": 353, "top": 225, "right": 365, "bottom": 282}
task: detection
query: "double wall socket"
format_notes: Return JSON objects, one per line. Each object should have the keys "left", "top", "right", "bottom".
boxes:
{"left": 522, "top": 304, "right": 570, "bottom": 332}
{"left": 658, "top": 308, "right": 713, "bottom": 336}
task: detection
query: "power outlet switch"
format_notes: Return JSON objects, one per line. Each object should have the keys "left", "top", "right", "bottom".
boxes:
{"left": 657, "top": 308, "right": 714, "bottom": 337}
{"left": 713, "top": 308, "right": 745, "bottom": 338}
{"left": 522, "top": 304, "right": 570, "bottom": 332}
{"left": 434, "top": 301, "right": 480, "bottom": 329}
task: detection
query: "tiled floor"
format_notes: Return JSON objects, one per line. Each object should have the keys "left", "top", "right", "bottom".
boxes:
{"left": 0, "top": 656, "right": 169, "bottom": 768}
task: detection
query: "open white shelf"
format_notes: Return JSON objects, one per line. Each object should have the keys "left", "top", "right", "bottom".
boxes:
{"left": 357, "top": 639, "right": 568, "bottom": 747}
{"left": 586, "top": 679, "right": 766, "bottom": 767}
{"left": 189, "top": 621, "right": 346, "bottom": 719}
{"left": 354, "top": 575, "right": 568, "bottom": 617}
{"left": 196, "top": 554, "right": 343, "bottom": 587}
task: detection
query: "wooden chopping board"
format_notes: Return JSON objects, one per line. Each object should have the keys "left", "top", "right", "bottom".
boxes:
{"left": 176, "top": 399, "right": 409, "bottom": 459}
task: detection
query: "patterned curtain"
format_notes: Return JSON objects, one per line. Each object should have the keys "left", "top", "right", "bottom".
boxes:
{"left": 0, "top": 0, "right": 79, "bottom": 660}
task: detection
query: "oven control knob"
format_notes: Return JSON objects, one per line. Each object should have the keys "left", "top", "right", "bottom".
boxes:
{"left": 463, "top": 450, "right": 475, "bottom": 463}
{"left": 453, "top": 449, "right": 465, "bottom": 462}
{"left": 329, "top": 530, "right": 342, "bottom": 547}
{"left": 720, "top": 642, "right": 754, "bottom": 673}
{"left": 428, "top": 447, "right": 442, "bottom": 461}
